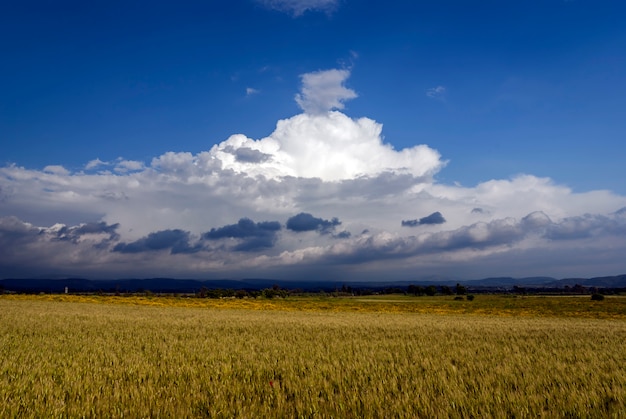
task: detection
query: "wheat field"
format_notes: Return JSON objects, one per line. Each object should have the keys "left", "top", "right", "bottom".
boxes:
{"left": 1, "top": 295, "right": 625, "bottom": 417}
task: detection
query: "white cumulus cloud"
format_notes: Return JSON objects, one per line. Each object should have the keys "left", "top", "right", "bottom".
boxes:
{"left": 212, "top": 111, "right": 444, "bottom": 181}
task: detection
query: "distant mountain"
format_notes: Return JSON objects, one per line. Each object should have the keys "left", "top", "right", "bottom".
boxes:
{"left": 552, "top": 274, "right": 626, "bottom": 288}
{"left": 2, "top": 274, "right": 625, "bottom": 293}
{"left": 0, "top": 278, "right": 258, "bottom": 293}
{"left": 464, "top": 276, "right": 558, "bottom": 288}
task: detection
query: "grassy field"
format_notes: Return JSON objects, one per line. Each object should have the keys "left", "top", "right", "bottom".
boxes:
{"left": 1, "top": 294, "right": 625, "bottom": 417}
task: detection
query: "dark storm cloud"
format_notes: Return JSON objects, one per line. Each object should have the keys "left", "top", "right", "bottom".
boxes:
{"left": 333, "top": 231, "right": 351, "bottom": 239}
{"left": 286, "top": 212, "right": 341, "bottom": 233}
{"left": 203, "top": 218, "right": 281, "bottom": 251}
{"left": 232, "top": 237, "right": 276, "bottom": 252}
{"left": 0, "top": 217, "right": 119, "bottom": 249}
{"left": 204, "top": 218, "right": 280, "bottom": 239}
{"left": 0, "top": 185, "right": 11, "bottom": 202}
{"left": 0, "top": 216, "right": 41, "bottom": 246}
{"left": 113, "top": 229, "right": 201, "bottom": 254}
{"left": 402, "top": 211, "right": 446, "bottom": 227}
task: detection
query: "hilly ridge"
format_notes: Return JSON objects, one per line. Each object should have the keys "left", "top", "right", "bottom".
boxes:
{"left": 2, "top": 274, "right": 626, "bottom": 294}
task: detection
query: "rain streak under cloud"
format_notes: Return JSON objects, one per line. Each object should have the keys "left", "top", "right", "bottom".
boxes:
{"left": 1, "top": 68, "right": 626, "bottom": 281}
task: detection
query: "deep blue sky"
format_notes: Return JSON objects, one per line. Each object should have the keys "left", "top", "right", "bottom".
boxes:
{"left": 2, "top": 0, "right": 625, "bottom": 192}
{"left": 2, "top": 1, "right": 626, "bottom": 280}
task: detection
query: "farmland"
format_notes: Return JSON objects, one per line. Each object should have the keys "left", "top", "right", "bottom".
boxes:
{"left": 1, "top": 294, "right": 625, "bottom": 417}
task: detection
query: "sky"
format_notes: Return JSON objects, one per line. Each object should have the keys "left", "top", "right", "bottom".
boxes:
{"left": 1, "top": 0, "right": 626, "bottom": 281}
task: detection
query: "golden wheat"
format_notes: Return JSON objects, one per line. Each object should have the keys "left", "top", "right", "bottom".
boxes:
{"left": 1, "top": 296, "right": 625, "bottom": 417}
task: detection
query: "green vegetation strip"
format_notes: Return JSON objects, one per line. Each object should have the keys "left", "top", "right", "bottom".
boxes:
{"left": 1, "top": 296, "right": 626, "bottom": 417}
{"left": 4, "top": 293, "right": 626, "bottom": 318}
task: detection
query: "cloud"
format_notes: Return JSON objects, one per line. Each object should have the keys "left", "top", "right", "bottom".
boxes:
{"left": 223, "top": 146, "right": 272, "bottom": 164}
{"left": 295, "top": 69, "right": 357, "bottom": 115}
{"left": 256, "top": 0, "right": 338, "bottom": 16}
{"left": 0, "top": 216, "right": 42, "bottom": 245}
{"left": 113, "top": 229, "right": 200, "bottom": 255}
{"left": 114, "top": 159, "right": 145, "bottom": 173}
{"left": 209, "top": 112, "right": 443, "bottom": 182}
{"left": 426, "top": 86, "right": 446, "bottom": 101}
{"left": 402, "top": 212, "right": 446, "bottom": 227}
{"left": 333, "top": 230, "right": 351, "bottom": 239}
{"left": 0, "top": 217, "right": 125, "bottom": 278}
{"left": 85, "top": 158, "right": 106, "bottom": 170}
{"left": 203, "top": 218, "right": 281, "bottom": 251}
{"left": 286, "top": 212, "right": 341, "bottom": 233}
{"left": 246, "top": 87, "right": 260, "bottom": 96}
{"left": 278, "top": 209, "right": 626, "bottom": 276}
{"left": 53, "top": 221, "right": 120, "bottom": 244}
{"left": 544, "top": 213, "right": 626, "bottom": 240}
{"left": 471, "top": 207, "right": 488, "bottom": 215}
{"left": 84, "top": 158, "right": 145, "bottom": 173}
{"left": 1, "top": 68, "right": 626, "bottom": 280}
{"left": 43, "top": 165, "right": 70, "bottom": 176}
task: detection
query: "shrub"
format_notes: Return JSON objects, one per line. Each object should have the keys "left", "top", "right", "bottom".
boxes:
{"left": 466, "top": 294, "right": 475, "bottom": 301}
{"left": 591, "top": 293, "right": 605, "bottom": 301}
{"left": 454, "top": 296, "right": 465, "bottom": 301}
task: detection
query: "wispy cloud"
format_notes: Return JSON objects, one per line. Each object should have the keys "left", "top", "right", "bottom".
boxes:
{"left": 114, "top": 159, "right": 145, "bottom": 173}
{"left": 256, "top": 0, "right": 338, "bottom": 16}
{"left": 43, "top": 165, "right": 70, "bottom": 176}
{"left": 85, "top": 158, "right": 106, "bottom": 170}
{"left": 246, "top": 87, "right": 260, "bottom": 96}
{"left": 426, "top": 85, "right": 446, "bottom": 101}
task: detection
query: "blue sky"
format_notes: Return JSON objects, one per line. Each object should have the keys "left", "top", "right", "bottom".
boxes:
{"left": 1, "top": 0, "right": 626, "bottom": 280}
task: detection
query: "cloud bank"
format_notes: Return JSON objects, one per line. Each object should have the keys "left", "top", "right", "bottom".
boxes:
{"left": 1, "top": 68, "right": 626, "bottom": 280}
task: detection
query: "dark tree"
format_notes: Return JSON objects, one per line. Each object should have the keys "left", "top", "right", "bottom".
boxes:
{"left": 441, "top": 285, "right": 453, "bottom": 296}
